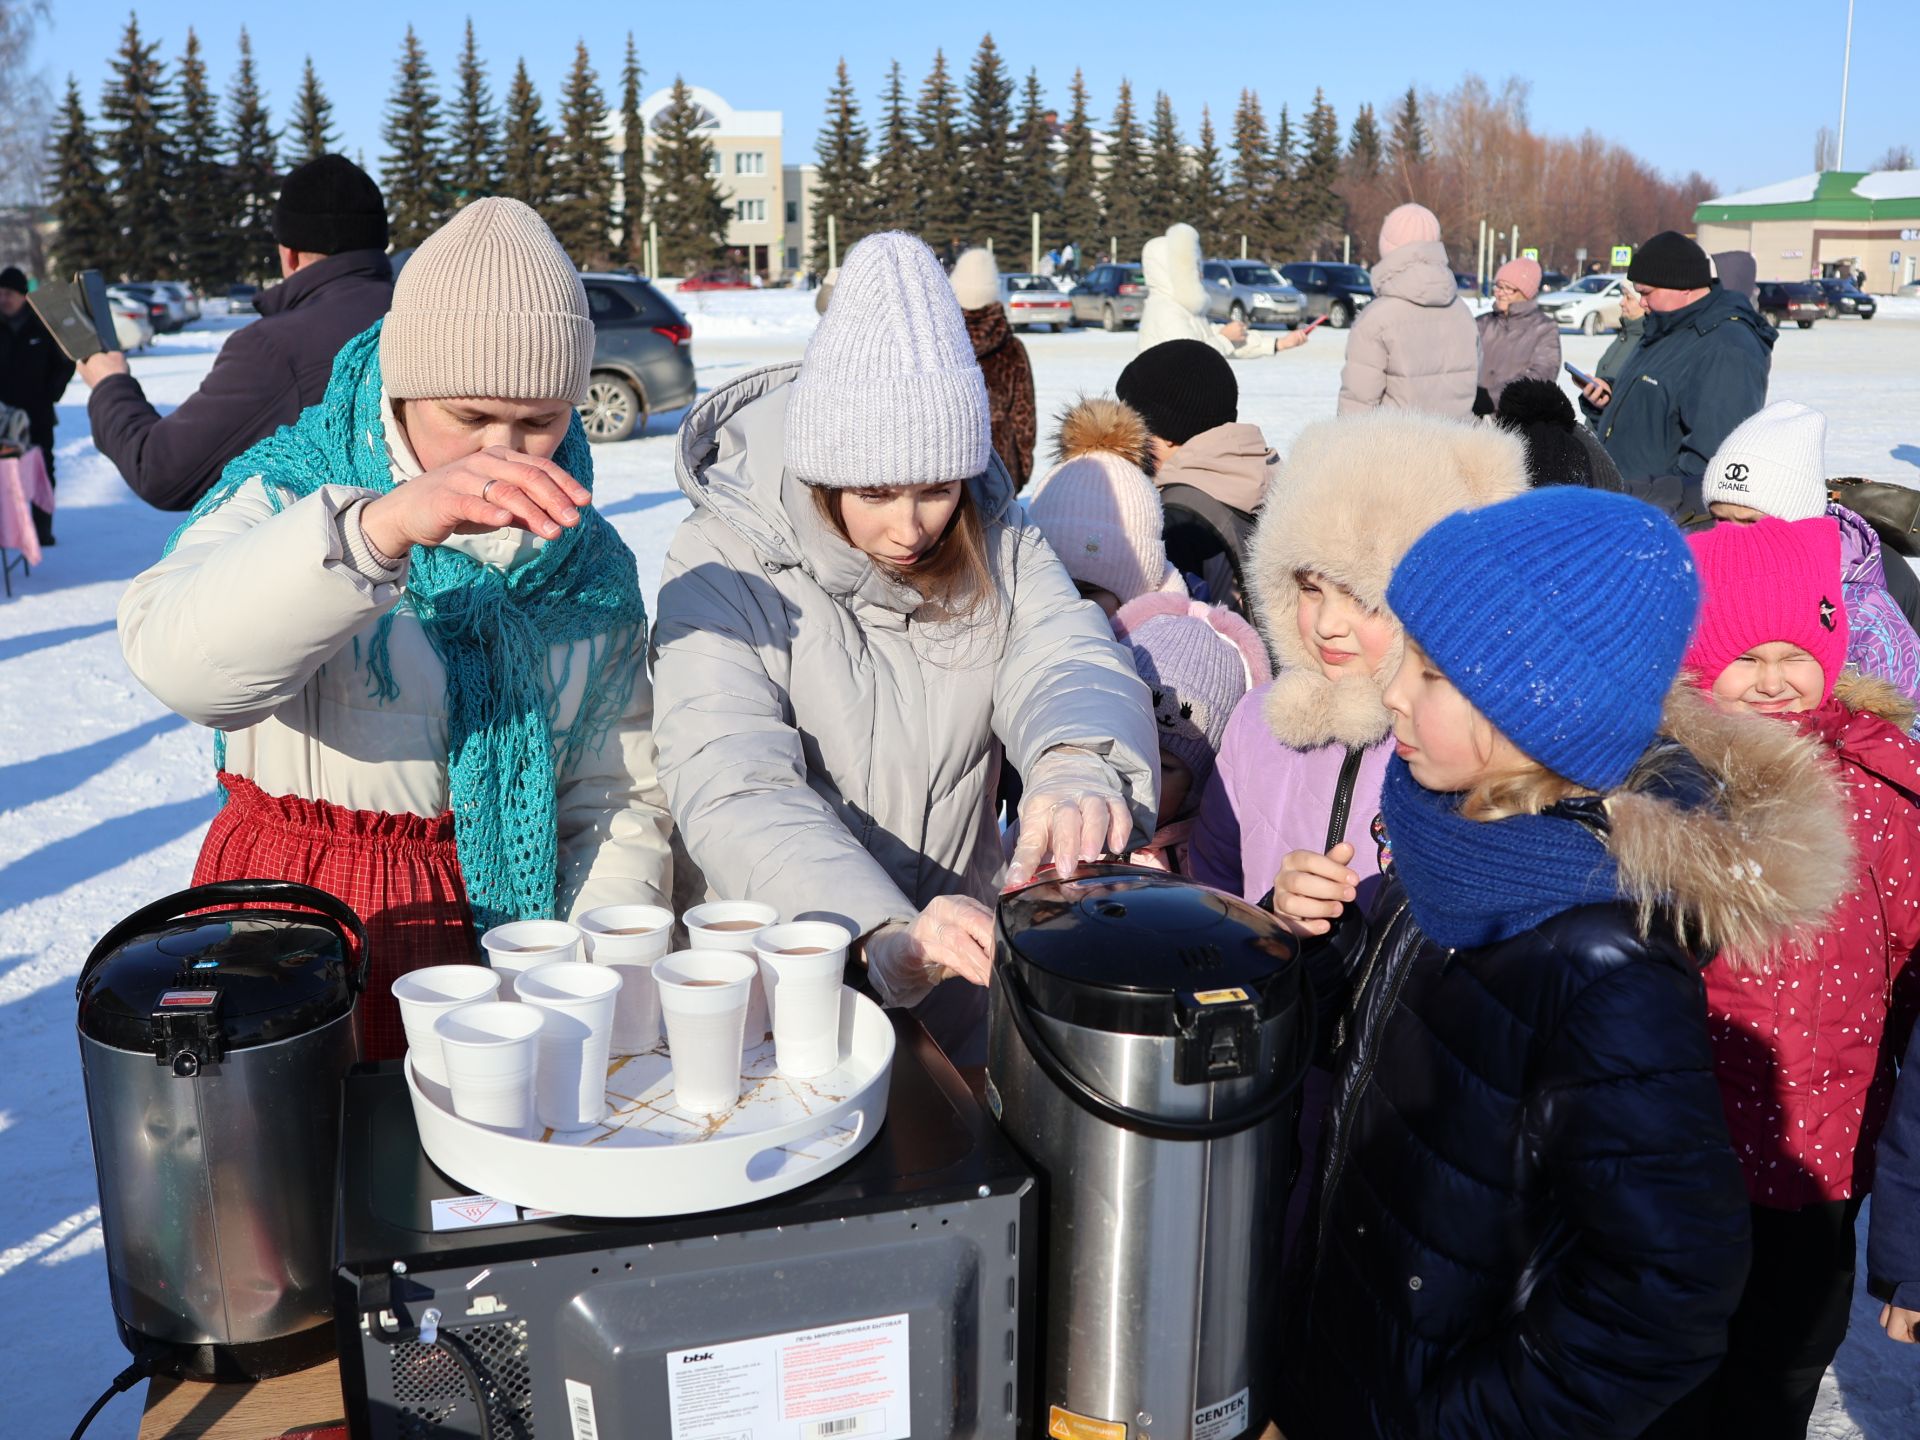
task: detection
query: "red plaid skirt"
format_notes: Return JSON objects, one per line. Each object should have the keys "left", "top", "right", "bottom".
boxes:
{"left": 194, "top": 772, "right": 479, "bottom": 1060}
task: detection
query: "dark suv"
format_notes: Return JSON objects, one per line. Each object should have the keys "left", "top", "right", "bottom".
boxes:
{"left": 578, "top": 273, "right": 698, "bottom": 442}
{"left": 1069, "top": 264, "right": 1146, "bottom": 330}
{"left": 1755, "top": 281, "right": 1825, "bottom": 331}
{"left": 1815, "top": 277, "right": 1877, "bottom": 320}
{"left": 1278, "top": 262, "right": 1375, "bottom": 328}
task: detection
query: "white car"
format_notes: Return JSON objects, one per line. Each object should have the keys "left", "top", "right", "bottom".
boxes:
{"left": 103, "top": 287, "right": 156, "bottom": 350}
{"left": 1536, "top": 274, "right": 1630, "bottom": 335}
{"left": 1000, "top": 273, "right": 1075, "bottom": 332}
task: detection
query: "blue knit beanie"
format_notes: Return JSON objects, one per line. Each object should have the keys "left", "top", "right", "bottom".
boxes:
{"left": 1386, "top": 487, "right": 1698, "bottom": 790}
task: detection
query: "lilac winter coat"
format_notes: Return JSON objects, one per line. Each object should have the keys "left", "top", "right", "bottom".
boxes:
{"left": 1835, "top": 502, "right": 1920, "bottom": 735}
{"left": 1189, "top": 681, "right": 1394, "bottom": 908}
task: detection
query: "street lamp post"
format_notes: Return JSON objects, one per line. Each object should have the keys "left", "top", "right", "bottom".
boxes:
{"left": 1836, "top": 0, "right": 1856, "bottom": 168}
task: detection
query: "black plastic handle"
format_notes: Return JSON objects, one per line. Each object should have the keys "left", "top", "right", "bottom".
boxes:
{"left": 78, "top": 880, "right": 372, "bottom": 997}
{"left": 994, "top": 952, "right": 1314, "bottom": 1142}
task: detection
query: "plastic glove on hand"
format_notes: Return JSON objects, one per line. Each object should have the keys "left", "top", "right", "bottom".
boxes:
{"left": 1004, "top": 748, "right": 1133, "bottom": 888}
{"left": 863, "top": 894, "right": 995, "bottom": 1007}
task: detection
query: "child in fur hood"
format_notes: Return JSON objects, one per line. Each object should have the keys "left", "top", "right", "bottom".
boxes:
{"left": 1647, "top": 514, "right": 1920, "bottom": 1439}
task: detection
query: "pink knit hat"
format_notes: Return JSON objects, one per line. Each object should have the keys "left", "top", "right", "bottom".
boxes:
{"left": 1378, "top": 203, "right": 1442, "bottom": 257}
{"left": 1685, "top": 516, "right": 1849, "bottom": 701}
{"left": 1030, "top": 397, "right": 1187, "bottom": 604}
{"left": 1112, "top": 595, "right": 1272, "bottom": 787}
{"left": 1495, "top": 258, "right": 1542, "bottom": 300}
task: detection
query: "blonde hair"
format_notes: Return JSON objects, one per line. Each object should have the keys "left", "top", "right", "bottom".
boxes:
{"left": 1460, "top": 760, "right": 1592, "bottom": 822}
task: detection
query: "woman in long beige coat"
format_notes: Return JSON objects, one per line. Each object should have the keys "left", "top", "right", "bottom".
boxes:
{"left": 1336, "top": 203, "right": 1479, "bottom": 417}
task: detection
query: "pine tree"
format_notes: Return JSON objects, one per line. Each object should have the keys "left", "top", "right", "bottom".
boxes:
{"left": 499, "top": 59, "right": 550, "bottom": 210}
{"left": 290, "top": 57, "right": 336, "bottom": 164}
{"left": 1268, "top": 103, "right": 1302, "bottom": 258}
{"left": 1143, "top": 90, "right": 1185, "bottom": 237}
{"left": 1386, "top": 86, "right": 1428, "bottom": 170}
{"left": 1189, "top": 106, "right": 1227, "bottom": 255}
{"left": 381, "top": 26, "right": 446, "bottom": 249}
{"left": 648, "top": 77, "right": 730, "bottom": 275}
{"left": 1347, "top": 103, "right": 1382, "bottom": 180}
{"left": 619, "top": 33, "right": 646, "bottom": 264}
{"left": 172, "top": 29, "right": 229, "bottom": 290}
{"left": 446, "top": 19, "right": 497, "bottom": 209}
{"left": 99, "top": 13, "right": 178, "bottom": 279}
{"left": 867, "top": 60, "right": 919, "bottom": 235}
{"left": 549, "top": 40, "right": 615, "bottom": 266}
{"left": 227, "top": 28, "right": 278, "bottom": 279}
{"left": 1223, "top": 90, "right": 1268, "bottom": 260}
{"left": 960, "top": 34, "right": 1017, "bottom": 257}
{"left": 915, "top": 51, "right": 966, "bottom": 257}
{"left": 48, "top": 78, "right": 115, "bottom": 275}
{"left": 812, "top": 58, "right": 869, "bottom": 271}
{"left": 1297, "top": 88, "right": 1344, "bottom": 258}
{"left": 1012, "top": 69, "right": 1055, "bottom": 263}
{"left": 1055, "top": 69, "right": 1100, "bottom": 257}
{"left": 1100, "top": 80, "right": 1146, "bottom": 259}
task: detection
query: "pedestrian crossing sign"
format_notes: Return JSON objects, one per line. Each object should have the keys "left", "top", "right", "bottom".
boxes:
{"left": 1611, "top": 245, "right": 1634, "bottom": 267}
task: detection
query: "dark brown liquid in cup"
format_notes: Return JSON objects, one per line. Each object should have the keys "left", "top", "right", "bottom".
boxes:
{"left": 702, "top": 919, "right": 764, "bottom": 932}
{"left": 600, "top": 926, "right": 662, "bottom": 936}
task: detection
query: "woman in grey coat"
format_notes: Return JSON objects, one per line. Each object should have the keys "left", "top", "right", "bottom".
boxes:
{"left": 1475, "top": 257, "right": 1562, "bottom": 413}
{"left": 651, "top": 233, "right": 1160, "bottom": 1060}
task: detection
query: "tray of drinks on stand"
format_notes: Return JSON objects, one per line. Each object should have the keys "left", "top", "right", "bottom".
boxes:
{"left": 404, "top": 986, "right": 895, "bottom": 1218}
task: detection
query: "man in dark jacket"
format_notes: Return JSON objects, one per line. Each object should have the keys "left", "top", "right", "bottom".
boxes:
{"left": 78, "top": 155, "right": 393, "bottom": 511}
{"left": 0, "top": 266, "right": 77, "bottom": 544}
{"left": 1580, "top": 231, "right": 1774, "bottom": 489}
{"left": 1869, "top": 1022, "right": 1920, "bottom": 1345}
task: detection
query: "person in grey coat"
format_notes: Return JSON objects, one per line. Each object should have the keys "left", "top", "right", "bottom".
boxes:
{"left": 1474, "top": 257, "right": 1561, "bottom": 413}
{"left": 651, "top": 232, "right": 1160, "bottom": 1062}
{"left": 1337, "top": 204, "right": 1478, "bottom": 417}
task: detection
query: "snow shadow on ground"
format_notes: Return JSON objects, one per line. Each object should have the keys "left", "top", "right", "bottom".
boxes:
{"left": 0, "top": 793, "right": 215, "bottom": 904}
{"left": 0, "top": 619, "right": 116, "bottom": 665}
{"left": 0, "top": 712, "right": 186, "bottom": 814}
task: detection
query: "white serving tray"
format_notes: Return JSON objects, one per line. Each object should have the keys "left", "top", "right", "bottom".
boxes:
{"left": 404, "top": 986, "right": 894, "bottom": 1217}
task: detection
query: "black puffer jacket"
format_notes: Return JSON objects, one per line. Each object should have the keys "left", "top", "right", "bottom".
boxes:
{"left": 1281, "top": 691, "right": 1855, "bottom": 1440}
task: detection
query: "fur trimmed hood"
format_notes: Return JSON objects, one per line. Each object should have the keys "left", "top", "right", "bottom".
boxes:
{"left": 1141, "top": 223, "right": 1210, "bottom": 316}
{"left": 1247, "top": 412, "right": 1530, "bottom": 750}
{"left": 1608, "top": 684, "right": 1854, "bottom": 967}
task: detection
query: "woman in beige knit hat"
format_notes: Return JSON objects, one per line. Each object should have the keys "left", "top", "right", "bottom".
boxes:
{"left": 119, "top": 198, "right": 671, "bottom": 1058}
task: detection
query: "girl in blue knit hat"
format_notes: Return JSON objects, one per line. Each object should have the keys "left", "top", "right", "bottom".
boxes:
{"left": 1278, "top": 486, "right": 1855, "bottom": 1440}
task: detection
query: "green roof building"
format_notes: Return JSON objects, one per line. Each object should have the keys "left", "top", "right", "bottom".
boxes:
{"left": 1694, "top": 170, "right": 1920, "bottom": 293}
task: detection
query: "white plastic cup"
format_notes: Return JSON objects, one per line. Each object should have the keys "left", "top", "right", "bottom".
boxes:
{"left": 653, "top": 949, "right": 758, "bottom": 1114}
{"left": 578, "top": 904, "right": 674, "bottom": 1052}
{"left": 683, "top": 901, "right": 778, "bottom": 1050}
{"left": 434, "top": 1002, "right": 545, "bottom": 1135}
{"left": 752, "top": 922, "right": 852, "bottom": 1079}
{"left": 515, "top": 961, "right": 623, "bottom": 1131}
{"left": 392, "top": 965, "right": 503, "bottom": 1086}
{"left": 480, "top": 919, "right": 581, "bottom": 996}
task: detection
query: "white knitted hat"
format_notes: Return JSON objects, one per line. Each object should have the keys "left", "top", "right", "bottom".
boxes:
{"left": 785, "top": 231, "right": 992, "bottom": 488}
{"left": 949, "top": 247, "right": 1000, "bottom": 311}
{"left": 1702, "top": 400, "right": 1828, "bottom": 522}
{"left": 379, "top": 197, "right": 593, "bottom": 403}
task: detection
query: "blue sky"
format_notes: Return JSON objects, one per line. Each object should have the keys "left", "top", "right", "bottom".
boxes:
{"left": 45, "top": 2, "right": 1912, "bottom": 198}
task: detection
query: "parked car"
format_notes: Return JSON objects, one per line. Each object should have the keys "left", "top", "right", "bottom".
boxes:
{"left": 999, "top": 273, "right": 1074, "bottom": 331}
{"left": 1536, "top": 273, "right": 1630, "bottom": 335}
{"left": 1756, "top": 281, "right": 1825, "bottom": 330}
{"left": 152, "top": 281, "right": 201, "bottom": 322}
{"left": 679, "top": 269, "right": 753, "bottom": 292}
{"left": 1538, "top": 270, "right": 1570, "bottom": 293}
{"left": 1069, "top": 263, "right": 1147, "bottom": 330}
{"left": 120, "top": 282, "right": 191, "bottom": 332}
{"left": 1815, "top": 277, "right": 1877, "bottom": 320}
{"left": 1277, "top": 262, "right": 1374, "bottom": 328}
{"left": 107, "top": 284, "right": 173, "bottom": 338}
{"left": 1899, "top": 278, "right": 1920, "bottom": 298}
{"left": 1201, "top": 260, "right": 1306, "bottom": 327}
{"left": 1454, "top": 272, "right": 1486, "bottom": 295}
{"left": 103, "top": 293, "right": 154, "bottom": 351}
{"left": 226, "top": 283, "right": 259, "bottom": 315}
{"left": 576, "top": 273, "right": 698, "bottom": 443}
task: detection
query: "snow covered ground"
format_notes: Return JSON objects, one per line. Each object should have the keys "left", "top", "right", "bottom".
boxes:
{"left": 4, "top": 292, "right": 1918, "bottom": 1436}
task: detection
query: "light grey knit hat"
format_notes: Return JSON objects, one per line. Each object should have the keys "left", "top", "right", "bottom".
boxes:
{"left": 379, "top": 197, "right": 594, "bottom": 403}
{"left": 784, "top": 231, "right": 991, "bottom": 488}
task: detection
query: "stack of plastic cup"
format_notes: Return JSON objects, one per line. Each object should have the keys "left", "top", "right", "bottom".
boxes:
{"left": 515, "top": 962, "right": 623, "bottom": 1132}
{"left": 480, "top": 919, "right": 581, "bottom": 997}
{"left": 434, "top": 1002, "right": 545, "bottom": 1135}
{"left": 751, "top": 922, "right": 852, "bottom": 1079}
{"left": 682, "top": 901, "right": 778, "bottom": 1050}
{"left": 392, "top": 966, "right": 503, "bottom": 1085}
{"left": 578, "top": 904, "right": 674, "bottom": 1052}
{"left": 653, "top": 950, "right": 758, "bottom": 1114}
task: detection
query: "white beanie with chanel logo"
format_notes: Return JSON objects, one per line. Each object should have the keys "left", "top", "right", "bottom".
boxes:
{"left": 1702, "top": 400, "right": 1828, "bottom": 522}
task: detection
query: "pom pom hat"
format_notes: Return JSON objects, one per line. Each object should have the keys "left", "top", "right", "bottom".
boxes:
{"left": 1386, "top": 487, "right": 1700, "bottom": 791}
{"left": 1684, "top": 515, "right": 1850, "bottom": 702}
{"left": 1028, "top": 397, "right": 1187, "bottom": 603}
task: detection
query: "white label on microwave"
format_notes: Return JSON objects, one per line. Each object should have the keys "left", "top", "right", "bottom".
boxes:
{"left": 1194, "top": 1386, "right": 1249, "bottom": 1440}
{"left": 565, "top": 1378, "right": 600, "bottom": 1440}
{"left": 668, "top": 1313, "right": 910, "bottom": 1440}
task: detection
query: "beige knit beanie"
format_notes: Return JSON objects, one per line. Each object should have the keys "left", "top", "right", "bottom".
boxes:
{"left": 379, "top": 197, "right": 594, "bottom": 403}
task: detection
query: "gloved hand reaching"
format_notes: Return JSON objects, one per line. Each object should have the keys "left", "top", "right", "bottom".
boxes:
{"left": 862, "top": 894, "right": 996, "bottom": 1008}
{"left": 1004, "top": 746, "right": 1135, "bottom": 888}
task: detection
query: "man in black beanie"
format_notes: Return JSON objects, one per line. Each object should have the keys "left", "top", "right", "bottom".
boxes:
{"left": 1116, "top": 337, "right": 1275, "bottom": 633}
{"left": 79, "top": 154, "right": 394, "bottom": 510}
{"left": 1577, "top": 229, "right": 1773, "bottom": 501}
{"left": 0, "top": 266, "right": 76, "bottom": 543}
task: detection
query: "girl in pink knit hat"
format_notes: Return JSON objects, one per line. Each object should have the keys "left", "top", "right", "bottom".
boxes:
{"left": 1668, "top": 514, "right": 1920, "bottom": 1437}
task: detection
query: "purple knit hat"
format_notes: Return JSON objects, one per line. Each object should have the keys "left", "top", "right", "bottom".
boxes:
{"left": 1112, "top": 595, "right": 1272, "bottom": 787}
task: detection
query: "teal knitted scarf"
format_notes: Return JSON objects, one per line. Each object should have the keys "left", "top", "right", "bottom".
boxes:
{"left": 166, "top": 322, "right": 649, "bottom": 932}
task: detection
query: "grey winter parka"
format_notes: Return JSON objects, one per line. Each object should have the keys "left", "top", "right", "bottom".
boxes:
{"left": 651, "top": 363, "right": 1160, "bottom": 951}
{"left": 1474, "top": 299, "right": 1561, "bottom": 410}
{"left": 1336, "top": 241, "right": 1478, "bottom": 417}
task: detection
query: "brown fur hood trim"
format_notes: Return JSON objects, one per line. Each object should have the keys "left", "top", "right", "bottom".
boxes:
{"left": 1248, "top": 413, "right": 1529, "bottom": 750}
{"left": 1051, "top": 395, "right": 1151, "bottom": 470}
{"left": 1609, "top": 685, "right": 1854, "bottom": 968}
{"left": 1835, "top": 668, "right": 1918, "bottom": 732}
